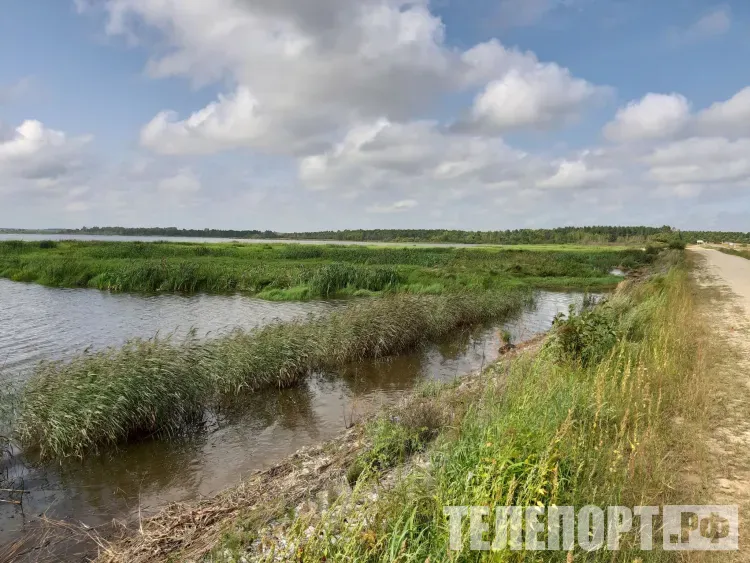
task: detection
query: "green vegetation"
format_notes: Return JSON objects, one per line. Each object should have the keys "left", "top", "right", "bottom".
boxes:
{"left": 0, "top": 240, "right": 651, "bottom": 298}
{"left": 716, "top": 246, "right": 750, "bottom": 261}
{"left": 210, "top": 251, "right": 710, "bottom": 561}
{"left": 17, "top": 291, "right": 529, "bottom": 460}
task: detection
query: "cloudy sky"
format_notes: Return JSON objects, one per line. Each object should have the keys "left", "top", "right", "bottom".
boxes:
{"left": 1, "top": 0, "right": 749, "bottom": 231}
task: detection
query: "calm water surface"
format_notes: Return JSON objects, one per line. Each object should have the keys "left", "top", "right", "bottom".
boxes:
{"left": 0, "top": 278, "right": 596, "bottom": 554}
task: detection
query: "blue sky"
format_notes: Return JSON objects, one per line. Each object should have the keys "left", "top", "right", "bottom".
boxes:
{"left": 1, "top": 0, "right": 749, "bottom": 231}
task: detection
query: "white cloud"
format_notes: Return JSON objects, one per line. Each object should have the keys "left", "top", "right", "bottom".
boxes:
{"left": 669, "top": 7, "right": 731, "bottom": 45}
{"left": 298, "top": 119, "right": 543, "bottom": 194}
{"left": 539, "top": 159, "right": 614, "bottom": 190}
{"left": 0, "top": 120, "right": 92, "bottom": 181}
{"left": 606, "top": 86, "right": 750, "bottom": 143}
{"left": 41, "top": 0, "right": 748, "bottom": 231}
{"left": 467, "top": 65, "right": 604, "bottom": 133}
{"left": 604, "top": 93, "right": 691, "bottom": 142}
{"left": 142, "top": 87, "right": 278, "bottom": 155}
{"left": 157, "top": 168, "right": 202, "bottom": 194}
{"left": 647, "top": 137, "right": 750, "bottom": 186}
{"left": 367, "top": 199, "right": 418, "bottom": 213}
{"left": 695, "top": 87, "right": 750, "bottom": 137}
{"left": 84, "top": 0, "right": 603, "bottom": 156}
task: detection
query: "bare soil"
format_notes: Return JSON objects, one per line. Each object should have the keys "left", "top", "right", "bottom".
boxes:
{"left": 690, "top": 247, "right": 750, "bottom": 561}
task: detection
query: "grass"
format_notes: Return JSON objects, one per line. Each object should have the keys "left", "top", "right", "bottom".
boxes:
{"left": 715, "top": 245, "right": 750, "bottom": 261}
{"left": 16, "top": 290, "right": 530, "bottom": 460}
{"left": 0, "top": 240, "right": 654, "bottom": 299}
{"left": 213, "top": 250, "right": 712, "bottom": 562}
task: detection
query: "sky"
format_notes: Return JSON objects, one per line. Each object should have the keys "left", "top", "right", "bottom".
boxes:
{"left": 1, "top": 0, "right": 749, "bottom": 231}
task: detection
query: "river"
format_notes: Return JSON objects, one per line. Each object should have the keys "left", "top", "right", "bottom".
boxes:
{"left": 0, "top": 278, "right": 596, "bottom": 556}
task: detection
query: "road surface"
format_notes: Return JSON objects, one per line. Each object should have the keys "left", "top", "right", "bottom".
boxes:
{"left": 691, "top": 246, "right": 750, "bottom": 560}
{"left": 691, "top": 247, "right": 750, "bottom": 314}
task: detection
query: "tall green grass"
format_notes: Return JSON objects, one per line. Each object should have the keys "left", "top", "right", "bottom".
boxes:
{"left": 0, "top": 240, "right": 653, "bottom": 298}
{"left": 259, "top": 252, "right": 709, "bottom": 561}
{"left": 16, "top": 291, "right": 530, "bottom": 460}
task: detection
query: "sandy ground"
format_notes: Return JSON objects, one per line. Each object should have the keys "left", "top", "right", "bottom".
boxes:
{"left": 692, "top": 247, "right": 750, "bottom": 312}
{"left": 690, "top": 247, "right": 750, "bottom": 561}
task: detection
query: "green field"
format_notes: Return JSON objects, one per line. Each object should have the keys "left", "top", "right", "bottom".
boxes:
{"left": 0, "top": 240, "right": 653, "bottom": 299}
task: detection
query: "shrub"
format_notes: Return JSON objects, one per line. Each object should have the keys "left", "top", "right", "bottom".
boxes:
{"left": 546, "top": 304, "right": 619, "bottom": 366}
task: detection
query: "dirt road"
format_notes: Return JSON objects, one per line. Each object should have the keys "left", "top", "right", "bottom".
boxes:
{"left": 690, "top": 247, "right": 750, "bottom": 560}
{"left": 692, "top": 247, "right": 750, "bottom": 314}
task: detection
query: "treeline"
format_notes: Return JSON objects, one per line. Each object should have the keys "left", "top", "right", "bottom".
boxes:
{"left": 7, "top": 226, "right": 749, "bottom": 245}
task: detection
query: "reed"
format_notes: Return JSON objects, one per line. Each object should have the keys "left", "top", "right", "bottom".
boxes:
{"left": 0, "top": 240, "right": 653, "bottom": 298}
{"left": 16, "top": 291, "right": 529, "bottom": 460}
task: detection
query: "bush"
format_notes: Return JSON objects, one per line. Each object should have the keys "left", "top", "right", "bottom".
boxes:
{"left": 546, "top": 304, "right": 619, "bottom": 366}
{"left": 668, "top": 239, "right": 686, "bottom": 250}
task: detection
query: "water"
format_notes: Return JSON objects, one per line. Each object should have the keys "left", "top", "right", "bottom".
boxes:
{"left": 0, "top": 279, "right": 340, "bottom": 378}
{"left": 0, "top": 279, "right": 595, "bottom": 554}
{"left": 0, "top": 233, "right": 482, "bottom": 248}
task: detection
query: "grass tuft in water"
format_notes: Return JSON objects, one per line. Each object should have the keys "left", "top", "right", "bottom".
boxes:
{"left": 16, "top": 291, "right": 529, "bottom": 460}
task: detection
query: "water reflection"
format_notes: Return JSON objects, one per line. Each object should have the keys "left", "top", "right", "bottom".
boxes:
{"left": 0, "top": 279, "right": 598, "bottom": 551}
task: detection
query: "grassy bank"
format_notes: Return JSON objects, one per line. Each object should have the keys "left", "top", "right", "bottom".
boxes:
{"left": 716, "top": 246, "right": 750, "bottom": 261}
{"left": 0, "top": 240, "right": 652, "bottom": 298}
{"left": 195, "top": 251, "right": 709, "bottom": 562}
{"left": 16, "top": 291, "right": 529, "bottom": 460}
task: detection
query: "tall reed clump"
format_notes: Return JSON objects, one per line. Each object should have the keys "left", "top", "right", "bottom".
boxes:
{"left": 16, "top": 291, "right": 529, "bottom": 460}
{"left": 17, "top": 335, "right": 213, "bottom": 460}
{"left": 271, "top": 253, "right": 710, "bottom": 561}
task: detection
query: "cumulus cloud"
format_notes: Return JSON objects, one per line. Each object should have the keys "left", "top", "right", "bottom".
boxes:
{"left": 467, "top": 65, "right": 604, "bottom": 133}
{"left": 695, "top": 87, "right": 750, "bottom": 137}
{"left": 604, "top": 93, "right": 691, "bottom": 142}
{"left": 53, "top": 0, "right": 749, "bottom": 231}
{"left": 84, "top": 0, "right": 604, "bottom": 157}
{"left": 143, "top": 88, "right": 274, "bottom": 155}
{"left": 606, "top": 86, "right": 750, "bottom": 143}
{"left": 646, "top": 137, "right": 750, "bottom": 186}
{"left": 538, "top": 159, "right": 614, "bottom": 190}
{"left": 298, "top": 119, "right": 546, "bottom": 194}
{"left": 0, "top": 120, "right": 92, "bottom": 181}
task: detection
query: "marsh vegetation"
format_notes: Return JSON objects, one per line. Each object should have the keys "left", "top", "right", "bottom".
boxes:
{"left": 0, "top": 240, "right": 652, "bottom": 298}
{"left": 203, "top": 251, "right": 712, "bottom": 562}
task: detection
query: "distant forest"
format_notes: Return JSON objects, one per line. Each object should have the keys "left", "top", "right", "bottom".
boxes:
{"left": 3, "top": 225, "right": 744, "bottom": 245}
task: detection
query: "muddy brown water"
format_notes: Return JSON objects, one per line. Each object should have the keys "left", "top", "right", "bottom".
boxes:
{"left": 0, "top": 278, "right": 598, "bottom": 553}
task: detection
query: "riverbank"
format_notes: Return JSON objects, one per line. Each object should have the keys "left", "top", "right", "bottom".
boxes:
{"left": 84, "top": 249, "right": 715, "bottom": 562}
{"left": 0, "top": 240, "right": 651, "bottom": 298}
